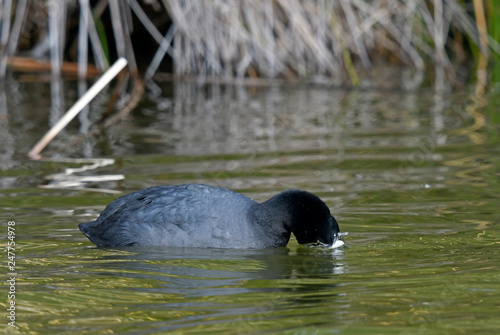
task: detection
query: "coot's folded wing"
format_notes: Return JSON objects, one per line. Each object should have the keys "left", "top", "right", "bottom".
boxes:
{"left": 79, "top": 185, "right": 253, "bottom": 247}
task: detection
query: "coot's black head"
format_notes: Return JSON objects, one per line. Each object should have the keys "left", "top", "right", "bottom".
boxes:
{"left": 277, "top": 190, "right": 340, "bottom": 245}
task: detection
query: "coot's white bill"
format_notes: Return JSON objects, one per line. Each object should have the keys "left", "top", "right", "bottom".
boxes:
{"left": 330, "top": 239, "right": 345, "bottom": 249}
{"left": 330, "top": 232, "right": 348, "bottom": 249}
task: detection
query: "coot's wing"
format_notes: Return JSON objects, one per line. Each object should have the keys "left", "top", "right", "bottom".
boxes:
{"left": 79, "top": 185, "right": 253, "bottom": 247}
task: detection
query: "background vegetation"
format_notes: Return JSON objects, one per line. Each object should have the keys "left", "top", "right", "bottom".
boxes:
{"left": 1, "top": 0, "right": 499, "bottom": 89}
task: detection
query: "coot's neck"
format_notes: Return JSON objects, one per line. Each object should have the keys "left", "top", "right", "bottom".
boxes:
{"left": 251, "top": 191, "right": 314, "bottom": 248}
{"left": 250, "top": 194, "right": 295, "bottom": 248}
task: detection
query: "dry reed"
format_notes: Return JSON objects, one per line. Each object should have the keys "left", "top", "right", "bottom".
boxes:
{"left": 1, "top": 0, "right": 499, "bottom": 86}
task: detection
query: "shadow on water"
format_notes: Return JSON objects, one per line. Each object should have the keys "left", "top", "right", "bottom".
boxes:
{"left": 115, "top": 245, "right": 344, "bottom": 278}
{"left": 20, "top": 242, "right": 347, "bottom": 334}
{"left": 81, "top": 246, "right": 345, "bottom": 300}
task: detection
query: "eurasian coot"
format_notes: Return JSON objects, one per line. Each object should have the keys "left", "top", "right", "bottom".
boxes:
{"left": 79, "top": 184, "right": 342, "bottom": 249}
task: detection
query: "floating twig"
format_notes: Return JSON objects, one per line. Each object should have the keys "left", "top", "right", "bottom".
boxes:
{"left": 28, "top": 58, "right": 128, "bottom": 160}
{"left": 39, "top": 157, "right": 124, "bottom": 193}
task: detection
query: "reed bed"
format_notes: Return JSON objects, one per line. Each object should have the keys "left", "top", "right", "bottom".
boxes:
{"left": 1, "top": 0, "right": 499, "bottom": 86}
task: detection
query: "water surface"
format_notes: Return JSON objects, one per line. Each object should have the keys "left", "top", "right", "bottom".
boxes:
{"left": 1, "top": 79, "right": 499, "bottom": 334}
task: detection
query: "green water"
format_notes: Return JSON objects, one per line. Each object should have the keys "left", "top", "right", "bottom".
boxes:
{"left": 1, "top": 80, "right": 499, "bottom": 334}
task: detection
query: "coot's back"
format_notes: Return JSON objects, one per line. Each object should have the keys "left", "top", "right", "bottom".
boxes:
{"left": 79, "top": 184, "right": 259, "bottom": 248}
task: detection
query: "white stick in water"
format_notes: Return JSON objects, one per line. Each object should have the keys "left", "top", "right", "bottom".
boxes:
{"left": 28, "top": 57, "right": 128, "bottom": 159}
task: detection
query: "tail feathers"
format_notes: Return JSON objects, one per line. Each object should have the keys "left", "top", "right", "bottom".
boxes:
{"left": 78, "top": 220, "right": 136, "bottom": 247}
{"left": 78, "top": 221, "right": 104, "bottom": 247}
{"left": 79, "top": 221, "right": 95, "bottom": 237}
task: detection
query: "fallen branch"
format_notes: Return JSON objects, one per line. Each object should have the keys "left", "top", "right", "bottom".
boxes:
{"left": 28, "top": 58, "right": 128, "bottom": 159}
